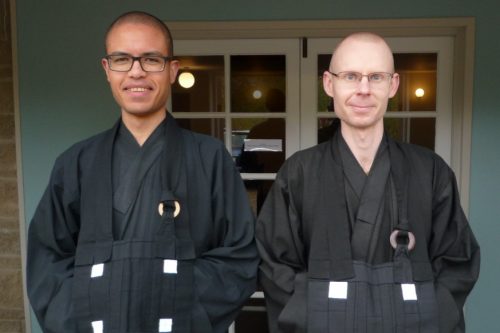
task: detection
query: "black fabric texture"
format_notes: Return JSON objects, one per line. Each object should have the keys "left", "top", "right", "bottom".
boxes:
{"left": 256, "top": 131, "right": 480, "bottom": 333}
{"left": 27, "top": 114, "right": 259, "bottom": 333}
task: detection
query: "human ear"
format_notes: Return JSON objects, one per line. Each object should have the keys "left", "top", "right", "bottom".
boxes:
{"left": 323, "top": 71, "right": 335, "bottom": 98}
{"left": 388, "top": 73, "right": 400, "bottom": 98}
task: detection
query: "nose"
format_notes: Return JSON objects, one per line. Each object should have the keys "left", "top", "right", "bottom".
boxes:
{"left": 357, "top": 76, "right": 371, "bottom": 94}
{"left": 128, "top": 59, "right": 146, "bottom": 78}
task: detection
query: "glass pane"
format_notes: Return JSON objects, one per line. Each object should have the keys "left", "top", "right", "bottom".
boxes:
{"left": 244, "top": 179, "right": 274, "bottom": 215}
{"left": 230, "top": 55, "right": 286, "bottom": 113}
{"left": 233, "top": 118, "right": 286, "bottom": 173}
{"left": 175, "top": 118, "right": 224, "bottom": 141}
{"left": 317, "top": 54, "right": 331, "bottom": 113}
{"left": 385, "top": 118, "right": 435, "bottom": 150}
{"left": 234, "top": 297, "right": 269, "bottom": 333}
{"left": 389, "top": 53, "right": 437, "bottom": 112}
{"left": 317, "top": 118, "right": 341, "bottom": 144}
{"left": 172, "top": 56, "right": 224, "bottom": 112}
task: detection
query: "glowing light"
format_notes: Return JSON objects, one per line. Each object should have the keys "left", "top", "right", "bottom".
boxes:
{"left": 178, "top": 72, "right": 195, "bottom": 89}
{"left": 415, "top": 88, "right": 425, "bottom": 98}
{"left": 253, "top": 89, "right": 262, "bottom": 99}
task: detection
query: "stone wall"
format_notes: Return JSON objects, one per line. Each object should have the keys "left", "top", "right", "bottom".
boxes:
{"left": 0, "top": 0, "right": 26, "bottom": 332}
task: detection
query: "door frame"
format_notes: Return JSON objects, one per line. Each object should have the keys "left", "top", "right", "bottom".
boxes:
{"left": 300, "top": 36, "right": 454, "bottom": 163}
{"left": 168, "top": 17, "right": 475, "bottom": 213}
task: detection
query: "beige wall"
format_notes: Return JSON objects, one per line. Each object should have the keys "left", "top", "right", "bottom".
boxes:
{"left": 0, "top": 0, "right": 25, "bottom": 331}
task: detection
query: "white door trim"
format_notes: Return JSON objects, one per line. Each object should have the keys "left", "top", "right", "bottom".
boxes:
{"left": 168, "top": 18, "right": 474, "bottom": 213}
{"left": 300, "top": 36, "right": 454, "bottom": 163}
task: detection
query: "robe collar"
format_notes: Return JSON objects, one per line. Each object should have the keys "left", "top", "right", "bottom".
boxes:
{"left": 85, "top": 112, "right": 186, "bottom": 242}
{"left": 318, "top": 131, "right": 411, "bottom": 280}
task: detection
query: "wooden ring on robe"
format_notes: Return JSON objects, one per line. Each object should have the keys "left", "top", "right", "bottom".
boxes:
{"left": 158, "top": 201, "right": 181, "bottom": 218}
{"left": 390, "top": 230, "right": 416, "bottom": 251}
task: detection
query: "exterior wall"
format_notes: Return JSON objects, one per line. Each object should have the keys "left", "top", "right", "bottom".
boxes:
{"left": 0, "top": 0, "right": 25, "bottom": 332}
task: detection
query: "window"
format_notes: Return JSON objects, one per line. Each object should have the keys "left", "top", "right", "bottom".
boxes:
{"left": 172, "top": 39, "right": 300, "bottom": 217}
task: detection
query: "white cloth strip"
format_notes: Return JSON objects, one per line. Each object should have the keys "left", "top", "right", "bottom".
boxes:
{"left": 163, "top": 259, "right": 178, "bottom": 274}
{"left": 159, "top": 318, "right": 173, "bottom": 332}
{"left": 328, "top": 281, "right": 348, "bottom": 299}
{"left": 401, "top": 283, "right": 418, "bottom": 301}
{"left": 90, "top": 263, "right": 104, "bottom": 278}
{"left": 91, "top": 320, "right": 103, "bottom": 333}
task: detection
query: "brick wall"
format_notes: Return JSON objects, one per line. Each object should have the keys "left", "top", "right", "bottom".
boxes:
{"left": 0, "top": 0, "right": 26, "bottom": 332}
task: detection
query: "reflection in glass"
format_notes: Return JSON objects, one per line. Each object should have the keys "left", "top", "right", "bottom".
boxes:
{"left": 231, "top": 55, "right": 286, "bottom": 113}
{"left": 172, "top": 56, "right": 224, "bottom": 112}
{"left": 244, "top": 179, "right": 275, "bottom": 215}
{"left": 175, "top": 118, "right": 224, "bottom": 142}
{"left": 389, "top": 53, "right": 437, "bottom": 112}
{"left": 233, "top": 118, "right": 286, "bottom": 173}
{"left": 317, "top": 118, "right": 341, "bottom": 144}
{"left": 385, "top": 118, "right": 435, "bottom": 150}
{"left": 317, "top": 54, "right": 331, "bottom": 113}
{"left": 234, "top": 297, "right": 268, "bottom": 333}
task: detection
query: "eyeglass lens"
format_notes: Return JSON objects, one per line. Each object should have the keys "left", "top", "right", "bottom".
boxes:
{"left": 107, "top": 55, "right": 167, "bottom": 72}
{"left": 332, "top": 71, "right": 393, "bottom": 85}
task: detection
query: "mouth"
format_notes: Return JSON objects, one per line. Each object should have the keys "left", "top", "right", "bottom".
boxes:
{"left": 125, "top": 86, "right": 153, "bottom": 92}
{"left": 123, "top": 80, "right": 154, "bottom": 92}
{"left": 128, "top": 87, "right": 149, "bottom": 92}
{"left": 123, "top": 85, "right": 154, "bottom": 100}
{"left": 350, "top": 104, "right": 373, "bottom": 110}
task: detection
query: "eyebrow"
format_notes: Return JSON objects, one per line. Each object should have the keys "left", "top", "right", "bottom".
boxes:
{"left": 107, "top": 51, "right": 166, "bottom": 56}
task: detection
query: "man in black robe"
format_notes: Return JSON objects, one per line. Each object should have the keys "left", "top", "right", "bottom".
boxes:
{"left": 256, "top": 32, "right": 480, "bottom": 333}
{"left": 27, "top": 11, "right": 258, "bottom": 333}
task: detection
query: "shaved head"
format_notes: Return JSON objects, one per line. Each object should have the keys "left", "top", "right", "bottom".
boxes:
{"left": 330, "top": 32, "right": 395, "bottom": 73}
{"left": 105, "top": 11, "right": 174, "bottom": 56}
{"left": 322, "top": 31, "right": 400, "bottom": 135}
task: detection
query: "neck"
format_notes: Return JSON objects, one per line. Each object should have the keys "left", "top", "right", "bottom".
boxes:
{"left": 340, "top": 124, "right": 384, "bottom": 174}
{"left": 121, "top": 110, "right": 167, "bottom": 146}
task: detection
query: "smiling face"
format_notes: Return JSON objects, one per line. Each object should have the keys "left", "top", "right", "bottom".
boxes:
{"left": 102, "top": 22, "right": 179, "bottom": 120}
{"left": 323, "top": 34, "right": 399, "bottom": 134}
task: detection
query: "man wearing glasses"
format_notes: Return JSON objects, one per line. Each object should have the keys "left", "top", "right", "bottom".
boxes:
{"left": 27, "top": 11, "right": 258, "bottom": 333}
{"left": 256, "top": 32, "right": 480, "bottom": 332}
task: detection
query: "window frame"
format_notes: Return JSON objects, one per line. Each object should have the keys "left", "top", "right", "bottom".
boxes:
{"left": 169, "top": 17, "right": 474, "bottom": 213}
{"left": 173, "top": 39, "right": 301, "bottom": 181}
{"left": 301, "top": 36, "right": 454, "bottom": 162}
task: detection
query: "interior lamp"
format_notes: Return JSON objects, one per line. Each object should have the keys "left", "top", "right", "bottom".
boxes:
{"left": 253, "top": 89, "right": 262, "bottom": 99}
{"left": 415, "top": 88, "right": 425, "bottom": 98}
{"left": 179, "top": 71, "right": 195, "bottom": 89}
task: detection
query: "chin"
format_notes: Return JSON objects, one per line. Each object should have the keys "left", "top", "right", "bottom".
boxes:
{"left": 122, "top": 109, "right": 158, "bottom": 118}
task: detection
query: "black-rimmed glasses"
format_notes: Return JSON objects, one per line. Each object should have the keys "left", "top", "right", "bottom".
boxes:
{"left": 105, "top": 54, "right": 175, "bottom": 72}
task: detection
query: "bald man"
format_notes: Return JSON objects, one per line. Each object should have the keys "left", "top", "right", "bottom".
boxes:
{"left": 256, "top": 33, "right": 480, "bottom": 333}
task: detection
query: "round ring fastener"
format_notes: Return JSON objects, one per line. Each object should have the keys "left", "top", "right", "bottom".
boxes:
{"left": 390, "top": 230, "right": 416, "bottom": 251}
{"left": 158, "top": 201, "right": 181, "bottom": 218}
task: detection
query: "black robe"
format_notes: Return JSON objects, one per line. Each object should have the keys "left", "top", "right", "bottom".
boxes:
{"left": 27, "top": 114, "right": 259, "bottom": 333}
{"left": 256, "top": 132, "right": 480, "bottom": 333}
{"left": 339, "top": 133, "right": 394, "bottom": 264}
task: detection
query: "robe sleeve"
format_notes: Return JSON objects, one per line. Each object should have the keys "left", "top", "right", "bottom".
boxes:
{"left": 193, "top": 145, "right": 260, "bottom": 333}
{"left": 255, "top": 158, "right": 308, "bottom": 333}
{"left": 27, "top": 155, "right": 80, "bottom": 333}
{"left": 429, "top": 162, "right": 480, "bottom": 332}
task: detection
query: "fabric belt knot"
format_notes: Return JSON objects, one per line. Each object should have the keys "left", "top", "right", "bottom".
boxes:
{"left": 392, "top": 229, "right": 416, "bottom": 284}
{"left": 156, "top": 190, "right": 179, "bottom": 259}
